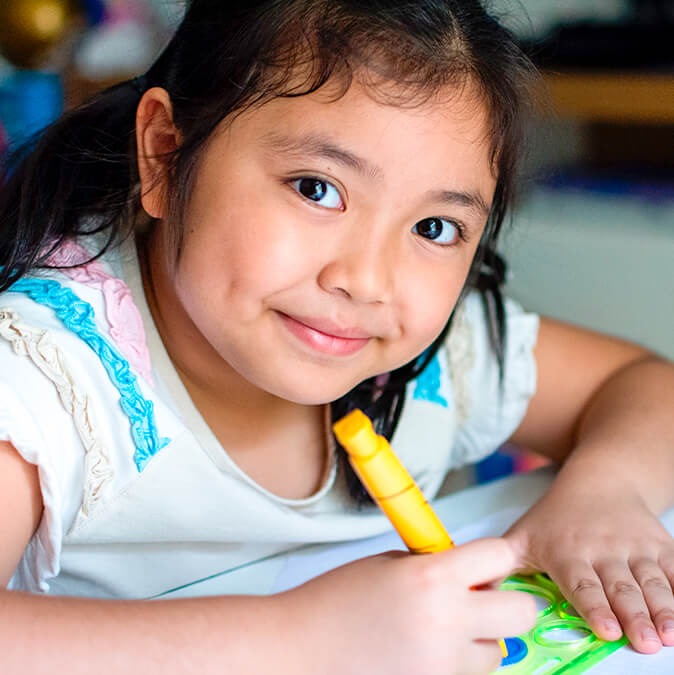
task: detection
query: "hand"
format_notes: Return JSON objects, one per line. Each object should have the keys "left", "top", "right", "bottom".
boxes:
{"left": 279, "top": 537, "right": 537, "bottom": 675}
{"left": 505, "top": 485, "right": 674, "bottom": 654}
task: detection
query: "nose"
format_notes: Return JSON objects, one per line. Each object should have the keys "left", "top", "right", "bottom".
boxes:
{"left": 317, "top": 231, "right": 395, "bottom": 304}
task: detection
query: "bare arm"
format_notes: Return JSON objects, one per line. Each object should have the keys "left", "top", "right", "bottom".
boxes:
{"left": 507, "top": 318, "right": 674, "bottom": 653}
{"left": 0, "top": 441, "right": 297, "bottom": 674}
{"left": 0, "top": 440, "right": 43, "bottom": 586}
{"left": 511, "top": 317, "right": 674, "bottom": 513}
{"left": 0, "top": 589, "right": 297, "bottom": 675}
{"left": 0, "top": 441, "right": 534, "bottom": 674}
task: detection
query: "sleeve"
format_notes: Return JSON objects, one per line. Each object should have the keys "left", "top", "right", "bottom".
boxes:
{"left": 446, "top": 292, "right": 539, "bottom": 467}
{"left": 0, "top": 307, "right": 86, "bottom": 593}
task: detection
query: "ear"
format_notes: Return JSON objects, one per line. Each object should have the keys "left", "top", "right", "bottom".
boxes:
{"left": 136, "top": 88, "right": 182, "bottom": 219}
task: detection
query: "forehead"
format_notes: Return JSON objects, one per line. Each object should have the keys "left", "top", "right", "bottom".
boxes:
{"left": 249, "top": 76, "right": 490, "bottom": 150}
{"left": 220, "top": 76, "right": 496, "bottom": 198}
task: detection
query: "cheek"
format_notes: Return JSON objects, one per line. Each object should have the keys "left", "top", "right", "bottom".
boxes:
{"left": 396, "top": 253, "right": 472, "bottom": 351}
{"left": 174, "top": 204, "right": 315, "bottom": 324}
{"left": 405, "top": 290, "right": 457, "bottom": 343}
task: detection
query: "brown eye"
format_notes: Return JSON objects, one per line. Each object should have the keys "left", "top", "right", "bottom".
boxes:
{"left": 412, "top": 217, "right": 460, "bottom": 245}
{"left": 298, "top": 179, "right": 327, "bottom": 201}
{"left": 291, "top": 177, "right": 343, "bottom": 209}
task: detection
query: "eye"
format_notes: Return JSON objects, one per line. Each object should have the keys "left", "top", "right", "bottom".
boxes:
{"left": 291, "top": 178, "right": 344, "bottom": 210}
{"left": 412, "top": 217, "right": 463, "bottom": 246}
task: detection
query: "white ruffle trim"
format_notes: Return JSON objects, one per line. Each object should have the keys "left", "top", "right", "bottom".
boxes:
{"left": 446, "top": 300, "right": 475, "bottom": 426}
{"left": 0, "top": 308, "right": 113, "bottom": 526}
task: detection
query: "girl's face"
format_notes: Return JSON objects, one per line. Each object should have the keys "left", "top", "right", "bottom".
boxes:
{"left": 146, "top": 79, "right": 496, "bottom": 405}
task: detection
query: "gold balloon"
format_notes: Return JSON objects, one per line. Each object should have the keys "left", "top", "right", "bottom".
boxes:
{"left": 0, "top": 0, "right": 77, "bottom": 68}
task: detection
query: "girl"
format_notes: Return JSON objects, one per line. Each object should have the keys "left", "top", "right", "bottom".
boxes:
{"left": 1, "top": 1, "right": 673, "bottom": 672}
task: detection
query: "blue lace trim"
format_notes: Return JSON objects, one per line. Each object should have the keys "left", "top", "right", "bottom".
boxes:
{"left": 412, "top": 353, "right": 448, "bottom": 408}
{"left": 9, "top": 278, "right": 170, "bottom": 471}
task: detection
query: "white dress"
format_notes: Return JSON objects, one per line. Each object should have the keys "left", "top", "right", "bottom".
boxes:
{"left": 0, "top": 237, "right": 539, "bottom": 598}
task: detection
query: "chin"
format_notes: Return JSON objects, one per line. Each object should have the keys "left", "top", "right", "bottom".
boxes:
{"left": 268, "top": 375, "right": 365, "bottom": 406}
{"left": 275, "top": 387, "right": 352, "bottom": 407}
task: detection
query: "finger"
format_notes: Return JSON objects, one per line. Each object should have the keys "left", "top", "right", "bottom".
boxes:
{"left": 631, "top": 557, "right": 674, "bottom": 647}
{"left": 468, "top": 589, "right": 538, "bottom": 639}
{"left": 449, "top": 538, "right": 516, "bottom": 588}
{"left": 463, "top": 640, "right": 504, "bottom": 675}
{"left": 595, "top": 558, "right": 661, "bottom": 653}
{"left": 658, "top": 548, "right": 674, "bottom": 644}
{"left": 659, "top": 547, "right": 674, "bottom": 592}
{"left": 554, "top": 561, "right": 623, "bottom": 643}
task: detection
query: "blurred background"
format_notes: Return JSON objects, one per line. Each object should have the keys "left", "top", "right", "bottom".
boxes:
{"left": 0, "top": 0, "right": 672, "bottom": 485}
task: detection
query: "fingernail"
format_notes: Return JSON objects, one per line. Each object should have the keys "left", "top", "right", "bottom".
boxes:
{"left": 604, "top": 620, "right": 621, "bottom": 634}
{"left": 662, "top": 621, "right": 674, "bottom": 634}
{"left": 642, "top": 628, "right": 660, "bottom": 642}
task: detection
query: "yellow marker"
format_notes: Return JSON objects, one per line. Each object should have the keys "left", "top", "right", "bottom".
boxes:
{"left": 333, "top": 408, "right": 508, "bottom": 658}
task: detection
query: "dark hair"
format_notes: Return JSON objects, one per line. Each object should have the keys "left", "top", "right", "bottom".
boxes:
{"left": 0, "top": 0, "right": 538, "bottom": 503}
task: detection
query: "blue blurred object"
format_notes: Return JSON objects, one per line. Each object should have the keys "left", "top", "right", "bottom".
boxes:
{"left": 0, "top": 70, "right": 63, "bottom": 154}
{"left": 0, "top": 117, "right": 8, "bottom": 162}
{"left": 475, "top": 449, "right": 515, "bottom": 484}
{"left": 540, "top": 170, "right": 674, "bottom": 204}
{"left": 501, "top": 637, "right": 528, "bottom": 667}
{"left": 80, "top": 0, "right": 107, "bottom": 26}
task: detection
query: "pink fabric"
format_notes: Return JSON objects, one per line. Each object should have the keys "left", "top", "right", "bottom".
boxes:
{"left": 48, "top": 241, "right": 155, "bottom": 387}
{"left": 375, "top": 373, "right": 390, "bottom": 388}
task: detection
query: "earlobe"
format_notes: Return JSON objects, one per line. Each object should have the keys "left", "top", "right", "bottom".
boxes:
{"left": 135, "top": 88, "right": 181, "bottom": 219}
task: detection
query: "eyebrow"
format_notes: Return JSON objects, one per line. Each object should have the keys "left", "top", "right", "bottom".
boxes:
{"left": 262, "top": 131, "right": 383, "bottom": 179}
{"left": 428, "top": 189, "right": 491, "bottom": 218}
{"left": 262, "top": 131, "right": 491, "bottom": 217}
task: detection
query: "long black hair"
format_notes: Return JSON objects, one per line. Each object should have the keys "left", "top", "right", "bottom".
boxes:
{"left": 0, "top": 0, "right": 538, "bottom": 503}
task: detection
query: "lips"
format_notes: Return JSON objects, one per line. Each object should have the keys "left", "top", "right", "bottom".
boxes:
{"left": 277, "top": 312, "right": 371, "bottom": 356}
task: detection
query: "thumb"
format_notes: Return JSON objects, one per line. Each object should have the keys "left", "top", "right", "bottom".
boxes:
{"left": 502, "top": 526, "right": 540, "bottom": 576}
{"left": 448, "top": 537, "right": 518, "bottom": 588}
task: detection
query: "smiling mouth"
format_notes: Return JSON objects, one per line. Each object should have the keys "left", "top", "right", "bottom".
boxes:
{"left": 277, "top": 312, "right": 371, "bottom": 357}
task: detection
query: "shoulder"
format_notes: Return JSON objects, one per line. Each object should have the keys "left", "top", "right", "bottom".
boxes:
{"left": 444, "top": 291, "right": 539, "bottom": 402}
{"left": 0, "top": 237, "right": 179, "bottom": 516}
{"left": 1, "top": 237, "right": 154, "bottom": 390}
{"left": 1, "top": 238, "right": 183, "bottom": 590}
{"left": 0, "top": 240, "right": 130, "bottom": 431}
{"left": 437, "top": 291, "right": 540, "bottom": 467}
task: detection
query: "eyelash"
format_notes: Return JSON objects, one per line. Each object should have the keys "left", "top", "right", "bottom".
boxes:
{"left": 288, "top": 175, "right": 469, "bottom": 246}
